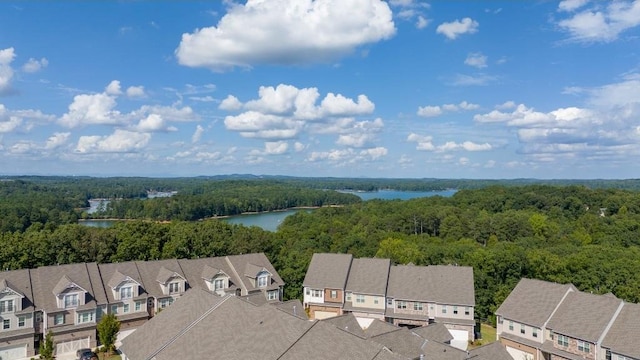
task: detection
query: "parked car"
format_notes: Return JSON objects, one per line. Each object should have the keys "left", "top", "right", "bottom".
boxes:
{"left": 76, "top": 348, "right": 95, "bottom": 360}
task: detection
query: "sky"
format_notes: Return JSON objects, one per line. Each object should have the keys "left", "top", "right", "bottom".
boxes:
{"left": 1, "top": 0, "right": 640, "bottom": 179}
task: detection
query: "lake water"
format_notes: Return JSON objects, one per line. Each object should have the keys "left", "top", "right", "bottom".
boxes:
{"left": 79, "top": 189, "right": 456, "bottom": 231}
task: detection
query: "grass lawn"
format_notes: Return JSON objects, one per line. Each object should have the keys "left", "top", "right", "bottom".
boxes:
{"left": 98, "top": 353, "right": 121, "bottom": 360}
{"left": 468, "top": 323, "right": 497, "bottom": 349}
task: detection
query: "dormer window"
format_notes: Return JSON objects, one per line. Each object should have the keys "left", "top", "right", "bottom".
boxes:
{"left": 168, "top": 282, "right": 180, "bottom": 294}
{"left": 214, "top": 278, "right": 225, "bottom": 290}
{"left": 120, "top": 286, "right": 133, "bottom": 300}
{"left": 257, "top": 273, "right": 269, "bottom": 287}
{"left": 0, "top": 299, "right": 14, "bottom": 313}
{"left": 64, "top": 294, "right": 79, "bottom": 308}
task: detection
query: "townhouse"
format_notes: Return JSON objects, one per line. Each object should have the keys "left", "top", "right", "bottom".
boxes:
{"left": 302, "top": 253, "right": 476, "bottom": 348}
{"left": 496, "top": 278, "right": 638, "bottom": 360}
{"left": 0, "top": 253, "right": 284, "bottom": 360}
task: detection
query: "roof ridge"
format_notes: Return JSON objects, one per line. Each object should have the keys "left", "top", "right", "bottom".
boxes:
{"left": 275, "top": 320, "right": 320, "bottom": 360}
{"left": 144, "top": 294, "right": 231, "bottom": 360}
{"left": 225, "top": 256, "right": 247, "bottom": 295}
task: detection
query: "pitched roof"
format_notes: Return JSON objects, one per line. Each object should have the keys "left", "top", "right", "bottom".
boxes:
{"left": 177, "top": 257, "right": 236, "bottom": 291}
{"left": 0, "top": 269, "right": 34, "bottom": 310}
{"left": 364, "top": 319, "right": 400, "bottom": 338}
{"left": 370, "top": 328, "right": 427, "bottom": 359}
{"left": 345, "top": 258, "right": 390, "bottom": 295}
{"left": 421, "top": 340, "right": 467, "bottom": 360}
{"left": 156, "top": 266, "right": 183, "bottom": 284}
{"left": 31, "top": 263, "right": 98, "bottom": 312}
{"left": 303, "top": 253, "right": 353, "bottom": 289}
{"left": 135, "top": 259, "right": 185, "bottom": 298}
{"left": 272, "top": 299, "right": 308, "bottom": 320}
{"left": 546, "top": 291, "right": 623, "bottom": 342}
{"left": 469, "top": 341, "right": 513, "bottom": 360}
{"left": 411, "top": 323, "right": 454, "bottom": 344}
{"left": 495, "top": 278, "right": 575, "bottom": 327}
{"left": 98, "top": 261, "right": 145, "bottom": 303}
{"left": 0, "top": 278, "right": 24, "bottom": 297}
{"left": 322, "top": 313, "right": 367, "bottom": 338}
{"left": 387, "top": 265, "right": 475, "bottom": 306}
{"left": 225, "top": 253, "right": 284, "bottom": 293}
{"left": 601, "top": 302, "right": 640, "bottom": 359}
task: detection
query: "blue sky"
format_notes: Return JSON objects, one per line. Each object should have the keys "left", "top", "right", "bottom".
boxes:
{"left": 1, "top": 0, "right": 639, "bottom": 179}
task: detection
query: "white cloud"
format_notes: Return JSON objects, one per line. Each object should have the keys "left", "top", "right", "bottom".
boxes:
{"left": 58, "top": 92, "right": 120, "bottom": 128}
{"left": 105, "top": 80, "right": 122, "bottom": 95}
{"left": 192, "top": 125, "right": 204, "bottom": 143}
{"left": 129, "top": 105, "right": 197, "bottom": 122}
{"left": 321, "top": 93, "right": 375, "bottom": 116}
{"left": 294, "top": 141, "right": 305, "bottom": 152}
{"left": 417, "top": 105, "right": 442, "bottom": 117}
{"left": 0, "top": 47, "right": 16, "bottom": 94}
{"left": 134, "top": 114, "right": 177, "bottom": 133}
{"left": 264, "top": 141, "right": 289, "bottom": 155}
{"left": 417, "top": 101, "right": 479, "bottom": 117}
{"left": 360, "top": 146, "right": 387, "bottom": 159}
{"left": 464, "top": 52, "right": 487, "bottom": 68}
{"left": 436, "top": 17, "right": 479, "bottom": 39}
{"left": 407, "top": 133, "right": 491, "bottom": 152}
{"left": 451, "top": 73, "right": 496, "bottom": 86}
{"left": 0, "top": 116, "right": 22, "bottom": 133}
{"left": 126, "top": 86, "right": 145, "bottom": 98}
{"left": 307, "top": 146, "right": 387, "bottom": 163}
{"left": 416, "top": 16, "right": 429, "bottom": 29}
{"left": 336, "top": 133, "right": 374, "bottom": 147}
{"left": 75, "top": 129, "right": 151, "bottom": 153}
{"left": 558, "top": 0, "right": 589, "bottom": 12}
{"left": 175, "top": 0, "right": 396, "bottom": 71}
{"left": 45, "top": 132, "right": 70, "bottom": 150}
{"left": 22, "top": 57, "right": 48, "bottom": 73}
{"left": 557, "top": 0, "right": 640, "bottom": 43}
{"left": 219, "top": 95, "right": 243, "bottom": 111}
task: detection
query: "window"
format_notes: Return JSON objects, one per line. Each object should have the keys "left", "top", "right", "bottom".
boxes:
{"left": 18, "top": 316, "right": 25, "bottom": 327}
{"left": 346, "top": 293, "right": 351, "bottom": 301}
{"left": 54, "top": 313, "right": 64, "bottom": 325}
{"left": 442, "top": 305, "right": 447, "bottom": 314}
{"left": 120, "top": 286, "right": 133, "bottom": 300}
{"left": 257, "top": 274, "right": 268, "bottom": 288}
{"left": 520, "top": 324, "right": 525, "bottom": 334}
{"left": 168, "top": 282, "right": 180, "bottom": 294}
{"left": 0, "top": 299, "right": 14, "bottom": 313}
{"left": 268, "top": 290, "right": 278, "bottom": 301}
{"left": 214, "top": 278, "right": 225, "bottom": 290}
{"left": 387, "top": 298, "right": 393, "bottom": 306}
{"left": 557, "top": 334, "right": 569, "bottom": 347}
{"left": 396, "top": 301, "right": 407, "bottom": 309}
{"left": 532, "top": 328, "right": 538, "bottom": 338}
{"left": 453, "top": 306, "right": 458, "bottom": 315}
{"left": 577, "top": 341, "right": 590, "bottom": 353}
{"left": 508, "top": 321, "right": 514, "bottom": 331}
{"left": 159, "top": 298, "right": 173, "bottom": 309}
{"left": 135, "top": 300, "right": 143, "bottom": 312}
{"left": 77, "top": 311, "right": 94, "bottom": 324}
{"left": 374, "top": 297, "right": 379, "bottom": 305}
{"left": 465, "top": 307, "right": 470, "bottom": 316}
{"left": 356, "top": 295, "right": 365, "bottom": 304}
{"left": 2, "top": 319, "right": 9, "bottom": 329}
{"left": 111, "top": 305, "right": 118, "bottom": 314}
{"left": 330, "top": 290, "right": 338, "bottom": 299}
{"left": 123, "top": 304, "right": 130, "bottom": 313}
{"left": 414, "top": 302, "right": 423, "bottom": 311}
{"left": 64, "top": 293, "right": 79, "bottom": 308}
{"left": 311, "top": 289, "right": 322, "bottom": 297}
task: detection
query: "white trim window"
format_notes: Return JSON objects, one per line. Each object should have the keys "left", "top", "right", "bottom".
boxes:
{"left": 214, "top": 278, "right": 225, "bottom": 290}
{"left": 355, "top": 295, "right": 365, "bottom": 304}
{"left": 64, "top": 293, "right": 79, "bottom": 308}
{"left": 0, "top": 299, "right": 14, "bottom": 313}
{"left": 159, "top": 297, "right": 173, "bottom": 309}
{"left": 111, "top": 304, "right": 118, "bottom": 314}
{"left": 123, "top": 303, "right": 130, "bottom": 313}
{"left": 396, "top": 301, "right": 407, "bottom": 309}
{"left": 135, "top": 300, "right": 144, "bottom": 312}
{"left": 557, "top": 334, "right": 569, "bottom": 347}
{"left": 168, "top": 282, "right": 180, "bottom": 294}
{"left": 2, "top": 319, "right": 9, "bottom": 329}
{"left": 77, "top": 311, "right": 94, "bottom": 324}
{"left": 257, "top": 274, "right": 268, "bottom": 288}
{"left": 268, "top": 290, "right": 278, "bottom": 301}
{"left": 311, "top": 289, "right": 322, "bottom": 297}
{"left": 414, "top": 302, "right": 423, "bottom": 311}
{"left": 120, "top": 286, "right": 133, "bottom": 300}
{"left": 345, "top": 293, "right": 352, "bottom": 302}
{"left": 18, "top": 316, "right": 26, "bottom": 328}
{"left": 330, "top": 290, "right": 338, "bottom": 299}
{"left": 442, "top": 305, "right": 447, "bottom": 314}
{"left": 54, "top": 313, "right": 64, "bottom": 325}
{"left": 577, "top": 341, "right": 590, "bottom": 353}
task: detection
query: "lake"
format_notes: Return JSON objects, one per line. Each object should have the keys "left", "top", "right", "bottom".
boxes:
{"left": 79, "top": 189, "right": 456, "bottom": 231}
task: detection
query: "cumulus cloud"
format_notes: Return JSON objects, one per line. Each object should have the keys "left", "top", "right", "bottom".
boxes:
{"left": 22, "top": 57, "right": 48, "bottom": 73}
{"left": 264, "top": 141, "right": 289, "bottom": 155}
{"left": 0, "top": 116, "right": 22, "bottom": 133}
{"left": 105, "top": 80, "right": 122, "bottom": 95}
{"left": 464, "top": 52, "right": 487, "bottom": 68}
{"left": 45, "top": 132, "right": 70, "bottom": 150}
{"left": 436, "top": 17, "right": 479, "bottom": 39}
{"left": 192, "top": 124, "right": 204, "bottom": 143}
{"left": 126, "top": 86, "right": 145, "bottom": 98}
{"left": 134, "top": 114, "right": 177, "bottom": 132}
{"left": 58, "top": 92, "right": 120, "bottom": 128}
{"left": 557, "top": 0, "right": 640, "bottom": 43}
{"left": 75, "top": 129, "right": 151, "bottom": 154}
{"left": 0, "top": 47, "right": 16, "bottom": 94}
{"left": 219, "top": 95, "right": 243, "bottom": 111}
{"left": 407, "top": 133, "right": 491, "bottom": 152}
{"left": 390, "top": 0, "right": 430, "bottom": 28}
{"left": 451, "top": 73, "right": 496, "bottom": 86}
{"left": 307, "top": 146, "right": 388, "bottom": 163}
{"left": 176, "top": 0, "right": 396, "bottom": 71}
{"left": 417, "top": 101, "right": 479, "bottom": 117}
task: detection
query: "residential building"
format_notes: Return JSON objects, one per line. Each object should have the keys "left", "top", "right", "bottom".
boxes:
{"left": 343, "top": 258, "right": 391, "bottom": 324}
{"left": 601, "top": 302, "right": 640, "bottom": 360}
{"left": 0, "top": 253, "right": 283, "bottom": 360}
{"left": 0, "top": 269, "right": 36, "bottom": 359}
{"left": 302, "top": 253, "right": 353, "bottom": 319}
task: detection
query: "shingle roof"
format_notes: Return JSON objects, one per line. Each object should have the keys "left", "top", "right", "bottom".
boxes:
{"left": 421, "top": 339, "right": 467, "bottom": 360}
{"left": 155, "top": 266, "right": 183, "bottom": 284}
{"left": 364, "top": 319, "right": 400, "bottom": 338}
{"left": 370, "top": 328, "right": 427, "bottom": 359}
{"left": 177, "top": 257, "right": 236, "bottom": 291}
{"left": 387, "top": 265, "right": 474, "bottom": 306}
{"left": 303, "top": 253, "right": 353, "bottom": 289}
{"left": 601, "top": 302, "right": 640, "bottom": 359}
{"left": 345, "top": 258, "right": 390, "bottom": 295}
{"left": 469, "top": 341, "right": 513, "bottom": 360}
{"left": 225, "top": 253, "right": 284, "bottom": 293}
{"left": 411, "top": 323, "right": 454, "bottom": 344}
{"left": 135, "top": 259, "right": 185, "bottom": 298}
{"left": 322, "top": 313, "right": 367, "bottom": 338}
{"left": 98, "top": 261, "right": 145, "bottom": 303}
{"left": 31, "top": 263, "right": 98, "bottom": 312}
{"left": 272, "top": 299, "right": 308, "bottom": 320}
{"left": 0, "top": 269, "right": 34, "bottom": 311}
{"left": 495, "top": 278, "right": 575, "bottom": 327}
{"left": 0, "top": 278, "right": 24, "bottom": 297}
{"left": 546, "top": 290, "right": 623, "bottom": 342}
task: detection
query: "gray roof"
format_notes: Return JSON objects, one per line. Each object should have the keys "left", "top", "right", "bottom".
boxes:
{"left": 272, "top": 299, "right": 308, "bottom": 320}
{"left": 421, "top": 340, "right": 467, "bottom": 360}
{"left": 345, "top": 258, "right": 390, "bottom": 295}
{"left": 411, "top": 323, "right": 454, "bottom": 344}
{"left": 322, "top": 313, "right": 367, "bottom": 338}
{"left": 601, "top": 302, "right": 640, "bottom": 359}
{"left": 135, "top": 259, "right": 185, "bottom": 298}
{"left": 364, "top": 319, "right": 400, "bottom": 338}
{"left": 0, "top": 269, "right": 34, "bottom": 311}
{"left": 387, "top": 265, "right": 475, "bottom": 306}
{"left": 469, "top": 341, "right": 515, "bottom": 360}
{"left": 31, "top": 263, "right": 99, "bottom": 312}
{"left": 546, "top": 290, "right": 623, "bottom": 342}
{"left": 370, "top": 328, "right": 428, "bottom": 359}
{"left": 303, "top": 253, "right": 353, "bottom": 289}
{"left": 99, "top": 262, "right": 145, "bottom": 303}
{"left": 495, "top": 278, "right": 575, "bottom": 327}
{"left": 177, "top": 257, "right": 236, "bottom": 291}
{"left": 225, "top": 253, "right": 284, "bottom": 293}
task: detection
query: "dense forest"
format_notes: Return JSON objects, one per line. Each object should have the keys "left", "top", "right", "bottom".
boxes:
{"left": 1, "top": 177, "right": 640, "bottom": 323}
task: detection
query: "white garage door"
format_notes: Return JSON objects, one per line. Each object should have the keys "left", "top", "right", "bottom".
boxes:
{"left": 448, "top": 329, "right": 469, "bottom": 351}
{"left": 506, "top": 346, "right": 534, "bottom": 360}
{"left": 314, "top": 311, "right": 337, "bottom": 320}
{"left": 0, "top": 344, "right": 27, "bottom": 360}
{"left": 56, "top": 337, "right": 90, "bottom": 357}
{"left": 115, "top": 329, "right": 136, "bottom": 348}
